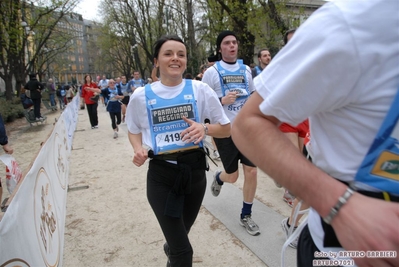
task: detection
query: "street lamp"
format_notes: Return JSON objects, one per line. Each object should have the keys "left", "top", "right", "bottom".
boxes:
{"left": 64, "top": 64, "right": 71, "bottom": 84}
{"left": 130, "top": 44, "right": 138, "bottom": 54}
{"left": 162, "top": 8, "right": 173, "bottom": 33}
{"left": 69, "top": 64, "right": 71, "bottom": 84}
{"left": 42, "top": 47, "right": 51, "bottom": 80}
{"left": 131, "top": 44, "right": 139, "bottom": 70}
{"left": 21, "top": 21, "right": 35, "bottom": 75}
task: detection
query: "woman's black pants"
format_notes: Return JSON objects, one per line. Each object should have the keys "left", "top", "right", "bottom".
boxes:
{"left": 147, "top": 159, "right": 206, "bottom": 267}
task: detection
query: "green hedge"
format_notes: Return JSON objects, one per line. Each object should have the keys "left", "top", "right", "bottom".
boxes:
{"left": 0, "top": 97, "right": 25, "bottom": 122}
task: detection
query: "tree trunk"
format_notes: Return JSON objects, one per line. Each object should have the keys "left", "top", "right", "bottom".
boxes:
{"left": 4, "top": 75, "right": 14, "bottom": 101}
{"left": 186, "top": 0, "right": 198, "bottom": 75}
{"left": 232, "top": 0, "right": 255, "bottom": 65}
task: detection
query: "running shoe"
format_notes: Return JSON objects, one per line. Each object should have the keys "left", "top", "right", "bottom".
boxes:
{"left": 281, "top": 217, "right": 298, "bottom": 248}
{"left": 211, "top": 170, "right": 222, "bottom": 197}
{"left": 239, "top": 215, "right": 261, "bottom": 236}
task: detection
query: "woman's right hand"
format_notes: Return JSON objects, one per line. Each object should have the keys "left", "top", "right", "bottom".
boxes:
{"left": 133, "top": 147, "right": 148, "bottom": 167}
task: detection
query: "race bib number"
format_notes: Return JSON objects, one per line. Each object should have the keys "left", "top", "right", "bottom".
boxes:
{"left": 156, "top": 130, "right": 185, "bottom": 148}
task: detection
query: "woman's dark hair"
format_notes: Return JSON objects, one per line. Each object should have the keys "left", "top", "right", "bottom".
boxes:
{"left": 153, "top": 35, "right": 185, "bottom": 60}
{"left": 283, "top": 28, "right": 296, "bottom": 45}
{"left": 83, "top": 74, "right": 92, "bottom": 84}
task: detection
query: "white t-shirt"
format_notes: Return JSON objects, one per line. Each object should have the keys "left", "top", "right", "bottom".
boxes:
{"left": 254, "top": 0, "right": 399, "bottom": 260}
{"left": 202, "top": 60, "right": 254, "bottom": 124}
{"left": 126, "top": 80, "right": 230, "bottom": 150}
{"left": 98, "top": 79, "right": 109, "bottom": 89}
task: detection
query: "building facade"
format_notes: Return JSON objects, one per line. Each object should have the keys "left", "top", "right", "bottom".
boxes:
{"left": 51, "top": 13, "right": 102, "bottom": 85}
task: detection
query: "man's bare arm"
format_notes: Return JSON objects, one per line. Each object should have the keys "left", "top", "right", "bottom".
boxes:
{"left": 232, "top": 91, "right": 345, "bottom": 216}
{"left": 232, "top": 91, "right": 399, "bottom": 267}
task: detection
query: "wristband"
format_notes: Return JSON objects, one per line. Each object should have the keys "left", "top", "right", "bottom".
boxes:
{"left": 323, "top": 187, "right": 354, "bottom": 225}
{"left": 201, "top": 123, "right": 208, "bottom": 135}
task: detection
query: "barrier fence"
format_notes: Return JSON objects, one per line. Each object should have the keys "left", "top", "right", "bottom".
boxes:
{"left": 0, "top": 96, "right": 79, "bottom": 267}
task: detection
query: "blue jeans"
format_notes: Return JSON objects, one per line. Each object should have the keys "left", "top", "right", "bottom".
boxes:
{"left": 49, "top": 93, "right": 56, "bottom": 107}
{"left": 57, "top": 95, "right": 65, "bottom": 109}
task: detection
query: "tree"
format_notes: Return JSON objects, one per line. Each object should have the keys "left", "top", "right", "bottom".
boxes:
{"left": 0, "top": 0, "right": 78, "bottom": 100}
{"left": 97, "top": 0, "right": 210, "bottom": 79}
{"left": 0, "top": 0, "right": 21, "bottom": 100}
{"left": 204, "top": 0, "right": 313, "bottom": 64}
{"left": 90, "top": 0, "right": 317, "bottom": 80}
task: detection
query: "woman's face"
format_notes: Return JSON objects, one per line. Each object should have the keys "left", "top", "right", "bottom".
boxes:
{"left": 155, "top": 40, "right": 187, "bottom": 84}
{"left": 85, "top": 75, "right": 91, "bottom": 83}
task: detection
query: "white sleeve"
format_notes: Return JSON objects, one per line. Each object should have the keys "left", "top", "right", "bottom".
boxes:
{"left": 246, "top": 65, "right": 255, "bottom": 93}
{"left": 126, "top": 87, "right": 147, "bottom": 134}
{"left": 201, "top": 67, "right": 223, "bottom": 98}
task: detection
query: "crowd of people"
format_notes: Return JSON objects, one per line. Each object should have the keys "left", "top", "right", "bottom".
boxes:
{"left": 3, "top": 0, "right": 398, "bottom": 266}
{"left": 21, "top": 74, "right": 80, "bottom": 120}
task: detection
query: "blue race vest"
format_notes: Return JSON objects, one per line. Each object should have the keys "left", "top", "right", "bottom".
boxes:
{"left": 216, "top": 61, "right": 250, "bottom": 112}
{"left": 254, "top": 66, "right": 263, "bottom": 77}
{"left": 132, "top": 79, "right": 145, "bottom": 88}
{"left": 354, "top": 89, "right": 399, "bottom": 195}
{"left": 108, "top": 88, "right": 119, "bottom": 101}
{"left": 119, "top": 82, "right": 130, "bottom": 96}
{"left": 145, "top": 80, "right": 203, "bottom": 155}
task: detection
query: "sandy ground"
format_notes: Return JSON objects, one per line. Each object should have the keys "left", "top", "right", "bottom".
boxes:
{"left": 1, "top": 102, "right": 294, "bottom": 267}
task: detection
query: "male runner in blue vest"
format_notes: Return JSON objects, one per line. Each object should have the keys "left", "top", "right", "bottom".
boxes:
{"left": 252, "top": 48, "right": 272, "bottom": 78}
{"left": 202, "top": 31, "right": 260, "bottom": 236}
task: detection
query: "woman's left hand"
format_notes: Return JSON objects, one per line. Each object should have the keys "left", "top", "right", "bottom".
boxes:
{"left": 180, "top": 117, "right": 205, "bottom": 145}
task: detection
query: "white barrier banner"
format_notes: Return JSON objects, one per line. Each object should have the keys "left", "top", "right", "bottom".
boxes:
{"left": 0, "top": 96, "right": 79, "bottom": 266}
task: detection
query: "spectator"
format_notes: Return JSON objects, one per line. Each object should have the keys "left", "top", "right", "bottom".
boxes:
{"left": 0, "top": 113, "right": 13, "bottom": 155}
{"left": 66, "top": 85, "right": 75, "bottom": 103}
{"left": 24, "top": 73, "right": 43, "bottom": 120}
{"left": 0, "top": 113, "right": 13, "bottom": 208}
{"left": 56, "top": 84, "right": 66, "bottom": 110}
{"left": 47, "top": 78, "right": 57, "bottom": 109}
